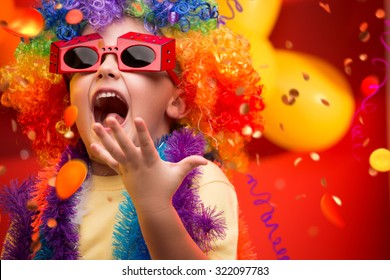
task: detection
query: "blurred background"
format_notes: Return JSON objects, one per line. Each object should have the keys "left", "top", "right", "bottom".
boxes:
{"left": 1, "top": 0, "right": 389, "bottom": 259}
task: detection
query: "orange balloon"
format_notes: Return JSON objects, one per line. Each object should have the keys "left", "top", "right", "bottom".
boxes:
{"left": 55, "top": 159, "right": 88, "bottom": 200}
{"left": 64, "top": 105, "right": 79, "bottom": 127}
{"left": 0, "top": 0, "right": 19, "bottom": 66}
{"left": 2, "top": 7, "right": 44, "bottom": 38}
{"left": 320, "top": 193, "right": 345, "bottom": 228}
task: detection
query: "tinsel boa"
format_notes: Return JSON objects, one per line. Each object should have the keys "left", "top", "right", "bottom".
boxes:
{"left": 0, "top": 128, "right": 227, "bottom": 259}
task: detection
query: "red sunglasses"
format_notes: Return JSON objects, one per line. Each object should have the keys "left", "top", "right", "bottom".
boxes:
{"left": 49, "top": 31, "right": 180, "bottom": 85}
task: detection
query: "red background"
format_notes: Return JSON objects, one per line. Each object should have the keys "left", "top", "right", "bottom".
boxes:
{"left": 1, "top": 0, "right": 389, "bottom": 259}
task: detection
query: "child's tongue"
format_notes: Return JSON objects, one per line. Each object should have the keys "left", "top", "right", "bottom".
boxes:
{"left": 102, "top": 113, "right": 125, "bottom": 127}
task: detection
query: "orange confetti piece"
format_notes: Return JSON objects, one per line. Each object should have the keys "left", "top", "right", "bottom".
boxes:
{"left": 319, "top": 2, "right": 331, "bottom": 14}
{"left": 132, "top": 3, "right": 143, "bottom": 13}
{"left": 65, "top": 9, "right": 83, "bottom": 25}
{"left": 64, "top": 105, "right": 78, "bottom": 127}
{"left": 55, "top": 159, "right": 88, "bottom": 200}
{"left": 320, "top": 193, "right": 345, "bottom": 228}
{"left": 2, "top": 8, "right": 44, "bottom": 38}
{"left": 47, "top": 218, "right": 58, "bottom": 228}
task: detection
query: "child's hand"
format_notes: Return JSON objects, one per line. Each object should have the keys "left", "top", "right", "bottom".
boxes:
{"left": 89, "top": 117, "right": 208, "bottom": 213}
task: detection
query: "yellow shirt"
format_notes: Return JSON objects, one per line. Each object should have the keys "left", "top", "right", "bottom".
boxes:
{"left": 78, "top": 161, "right": 238, "bottom": 260}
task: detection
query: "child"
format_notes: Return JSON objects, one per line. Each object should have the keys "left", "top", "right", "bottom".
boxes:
{"left": 0, "top": 0, "right": 264, "bottom": 260}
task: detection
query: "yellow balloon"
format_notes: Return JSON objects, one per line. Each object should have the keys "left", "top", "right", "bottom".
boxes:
{"left": 262, "top": 50, "right": 355, "bottom": 152}
{"left": 218, "top": 0, "right": 282, "bottom": 39}
{"left": 249, "top": 38, "right": 277, "bottom": 91}
{"left": 369, "top": 148, "right": 390, "bottom": 172}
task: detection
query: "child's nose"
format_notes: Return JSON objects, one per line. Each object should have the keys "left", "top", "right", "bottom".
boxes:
{"left": 96, "top": 54, "right": 121, "bottom": 79}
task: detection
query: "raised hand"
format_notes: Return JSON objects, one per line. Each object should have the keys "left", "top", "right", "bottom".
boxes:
{"left": 89, "top": 116, "right": 208, "bottom": 213}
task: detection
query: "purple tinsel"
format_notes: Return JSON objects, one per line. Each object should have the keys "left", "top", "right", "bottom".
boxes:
{"left": 166, "top": 129, "right": 227, "bottom": 252}
{"left": 35, "top": 141, "right": 90, "bottom": 260}
{"left": 0, "top": 179, "right": 35, "bottom": 259}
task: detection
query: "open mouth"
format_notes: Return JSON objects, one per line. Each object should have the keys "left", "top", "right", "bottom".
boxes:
{"left": 93, "top": 92, "right": 128, "bottom": 127}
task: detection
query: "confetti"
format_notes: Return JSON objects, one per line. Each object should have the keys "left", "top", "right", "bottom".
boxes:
{"left": 48, "top": 177, "right": 56, "bottom": 187}
{"left": 64, "top": 105, "right": 78, "bottom": 127}
{"left": 252, "top": 130, "right": 262, "bottom": 139}
{"left": 368, "top": 167, "right": 378, "bottom": 176}
{"left": 295, "top": 193, "right": 307, "bottom": 200}
{"left": 332, "top": 195, "right": 342, "bottom": 206}
{"left": 15, "top": 76, "right": 28, "bottom": 87}
{"left": 321, "top": 98, "right": 330, "bottom": 106}
{"left": 242, "top": 125, "right": 253, "bottom": 136}
{"left": 320, "top": 177, "right": 327, "bottom": 187}
{"left": 256, "top": 153, "right": 260, "bottom": 166}
{"left": 319, "top": 2, "right": 331, "bottom": 14}
{"left": 64, "top": 130, "right": 75, "bottom": 139}
{"left": 26, "top": 200, "right": 38, "bottom": 211}
{"left": 54, "top": 3, "right": 63, "bottom": 10}
{"left": 359, "top": 22, "right": 368, "bottom": 32}
{"left": 294, "top": 157, "right": 302, "bottom": 166}
{"left": 359, "top": 53, "right": 368, "bottom": 61}
{"left": 55, "top": 159, "right": 88, "bottom": 200}
{"left": 320, "top": 193, "right": 345, "bottom": 228}
{"left": 376, "top": 9, "right": 386, "bottom": 19}
{"left": 360, "top": 75, "right": 379, "bottom": 96}
{"left": 65, "top": 9, "right": 84, "bottom": 25}
{"left": 47, "top": 218, "right": 58, "bottom": 228}
{"left": 27, "top": 130, "right": 36, "bottom": 141}
{"left": 227, "top": 139, "right": 235, "bottom": 147}
{"left": 20, "top": 149, "right": 30, "bottom": 160}
{"left": 285, "top": 40, "right": 293, "bottom": 49}
{"left": 239, "top": 103, "right": 249, "bottom": 115}
{"left": 274, "top": 179, "right": 286, "bottom": 191}
{"left": 0, "top": 81, "right": 9, "bottom": 92}
{"left": 279, "top": 123, "right": 284, "bottom": 131}
{"left": 0, "top": 165, "right": 6, "bottom": 176}
{"left": 308, "top": 226, "right": 319, "bottom": 237}
{"left": 235, "top": 87, "right": 245, "bottom": 96}
{"left": 344, "top": 58, "right": 353, "bottom": 66}
{"left": 11, "top": 119, "right": 18, "bottom": 132}
{"left": 302, "top": 72, "right": 310, "bottom": 81}
{"left": 310, "top": 152, "right": 320, "bottom": 161}
{"left": 369, "top": 148, "right": 390, "bottom": 172}
{"left": 359, "top": 31, "right": 370, "bottom": 42}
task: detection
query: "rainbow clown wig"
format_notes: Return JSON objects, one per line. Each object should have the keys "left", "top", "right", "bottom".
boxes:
{"left": 0, "top": 0, "right": 264, "bottom": 173}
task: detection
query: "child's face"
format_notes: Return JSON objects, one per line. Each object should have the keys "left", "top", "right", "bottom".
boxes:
{"left": 69, "top": 17, "right": 182, "bottom": 164}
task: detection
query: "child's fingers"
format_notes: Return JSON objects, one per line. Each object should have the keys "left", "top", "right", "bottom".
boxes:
{"left": 105, "top": 117, "right": 138, "bottom": 161}
{"left": 89, "top": 142, "right": 120, "bottom": 173}
{"left": 92, "top": 122, "right": 126, "bottom": 163}
{"left": 134, "top": 117, "right": 159, "bottom": 165}
{"left": 177, "top": 156, "right": 208, "bottom": 178}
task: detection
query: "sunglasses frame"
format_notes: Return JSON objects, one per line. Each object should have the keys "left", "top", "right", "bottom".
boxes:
{"left": 49, "top": 32, "right": 180, "bottom": 85}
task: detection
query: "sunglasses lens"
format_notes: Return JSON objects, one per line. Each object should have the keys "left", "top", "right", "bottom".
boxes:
{"left": 121, "top": 46, "right": 155, "bottom": 68}
{"left": 64, "top": 47, "right": 98, "bottom": 69}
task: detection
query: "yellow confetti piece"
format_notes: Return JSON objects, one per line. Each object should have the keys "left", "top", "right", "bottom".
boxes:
{"left": 310, "top": 152, "right": 320, "bottom": 161}
{"left": 369, "top": 148, "right": 390, "bottom": 172}
{"left": 294, "top": 157, "right": 302, "bottom": 167}
{"left": 332, "top": 195, "right": 342, "bottom": 206}
{"left": 48, "top": 177, "right": 56, "bottom": 187}
{"left": 27, "top": 130, "right": 36, "bottom": 141}
{"left": 252, "top": 130, "right": 262, "bottom": 139}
